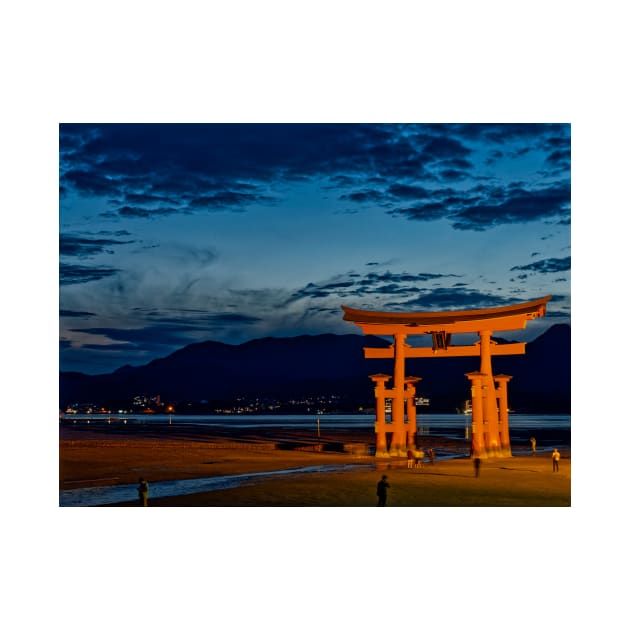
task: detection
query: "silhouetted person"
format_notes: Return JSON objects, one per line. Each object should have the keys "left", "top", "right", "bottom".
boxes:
{"left": 407, "top": 449, "right": 415, "bottom": 469}
{"left": 473, "top": 457, "right": 481, "bottom": 477}
{"left": 138, "top": 478, "right": 149, "bottom": 506}
{"left": 415, "top": 448, "right": 424, "bottom": 468}
{"left": 376, "top": 475, "right": 390, "bottom": 506}
{"left": 428, "top": 448, "right": 435, "bottom": 464}
{"left": 552, "top": 448, "right": 560, "bottom": 472}
{"left": 530, "top": 436, "right": 537, "bottom": 456}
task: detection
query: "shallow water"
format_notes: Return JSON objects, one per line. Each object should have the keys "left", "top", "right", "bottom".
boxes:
{"left": 59, "top": 463, "right": 371, "bottom": 507}
{"left": 62, "top": 412, "right": 570, "bottom": 433}
{"left": 60, "top": 413, "right": 570, "bottom": 506}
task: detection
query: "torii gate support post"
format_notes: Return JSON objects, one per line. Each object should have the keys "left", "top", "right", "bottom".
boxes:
{"left": 390, "top": 332, "right": 408, "bottom": 456}
{"left": 479, "top": 330, "right": 501, "bottom": 457}
{"left": 370, "top": 374, "right": 391, "bottom": 457}
{"left": 405, "top": 377, "right": 421, "bottom": 449}
{"left": 494, "top": 374, "right": 513, "bottom": 456}
{"left": 466, "top": 372, "right": 487, "bottom": 458}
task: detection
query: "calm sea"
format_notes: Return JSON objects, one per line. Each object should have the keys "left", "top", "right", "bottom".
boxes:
{"left": 61, "top": 411, "right": 570, "bottom": 441}
{"left": 60, "top": 414, "right": 570, "bottom": 506}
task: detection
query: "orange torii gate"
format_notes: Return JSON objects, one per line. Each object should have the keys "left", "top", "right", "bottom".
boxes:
{"left": 342, "top": 295, "right": 551, "bottom": 459}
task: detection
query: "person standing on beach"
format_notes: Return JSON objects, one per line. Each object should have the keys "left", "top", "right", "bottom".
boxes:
{"left": 552, "top": 448, "right": 560, "bottom": 472}
{"left": 414, "top": 447, "right": 424, "bottom": 468}
{"left": 473, "top": 456, "right": 481, "bottom": 477}
{"left": 138, "top": 478, "right": 149, "bottom": 506}
{"left": 376, "top": 475, "right": 390, "bottom": 506}
{"left": 530, "top": 436, "right": 537, "bottom": 456}
{"left": 407, "top": 449, "right": 415, "bottom": 469}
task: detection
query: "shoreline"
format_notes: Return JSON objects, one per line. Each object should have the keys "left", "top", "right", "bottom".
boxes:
{"left": 59, "top": 422, "right": 571, "bottom": 507}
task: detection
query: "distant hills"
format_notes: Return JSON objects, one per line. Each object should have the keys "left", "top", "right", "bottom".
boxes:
{"left": 60, "top": 323, "right": 570, "bottom": 413}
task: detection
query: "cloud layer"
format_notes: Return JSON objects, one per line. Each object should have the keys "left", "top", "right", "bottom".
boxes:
{"left": 59, "top": 124, "right": 571, "bottom": 373}
{"left": 60, "top": 123, "right": 570, "bottom": 228}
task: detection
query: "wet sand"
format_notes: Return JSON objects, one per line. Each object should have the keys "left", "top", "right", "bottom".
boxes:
{"left": 59, "top": 422, "right": 571, "bottom": 507}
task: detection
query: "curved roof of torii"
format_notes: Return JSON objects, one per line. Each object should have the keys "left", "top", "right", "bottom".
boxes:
{"left": 342, "top": 295, "right": 552, "bottom": 326}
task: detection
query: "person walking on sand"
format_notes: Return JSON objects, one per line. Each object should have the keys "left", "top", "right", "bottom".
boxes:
{"left": 428, "top": 448, "right": 435, "bottom": 464}
{"left": 530, "top": 436, "right": 537, "bottom": 456}
{"left": 473, "top": 456, "right": 481, "bottom": 477}
{"left": 376, "top": 475, "right": 390, "bottom": 506}
{"left": 138, "top": 477, "right": 149, "bottom": 506}
{"left": 552, "top": 448, "right": 560, "bottom": 472}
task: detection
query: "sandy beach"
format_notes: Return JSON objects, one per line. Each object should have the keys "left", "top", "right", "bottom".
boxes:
{"left": 59, "top": 421, "right": 571, "bottom": 507}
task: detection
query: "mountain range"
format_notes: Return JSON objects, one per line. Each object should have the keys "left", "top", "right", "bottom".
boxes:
{"left": 60, "top": 323, "right": 570, "bottom": 413}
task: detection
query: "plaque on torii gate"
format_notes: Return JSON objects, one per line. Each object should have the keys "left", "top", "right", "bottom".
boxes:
{"left": 342, "top": 295, "right": 551, "bottom": 459}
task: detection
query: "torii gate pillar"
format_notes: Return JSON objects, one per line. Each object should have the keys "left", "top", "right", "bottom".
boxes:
{"left": 479, "top": 330, "right": 501, "bottom": 457}
{"left": 390, "top": 332, "right": 407, "bottom": 456}
{"left": 369, "top": 374, "right": 391, "bottom": 457}
{"left": 466, "top": 371, "right": 487, "bottom": 458}
{"left": 405, "top": 376, "right": 421, "bottom": 449}
{"left": 495, "top": 374, "right": 513, "bottom": 457}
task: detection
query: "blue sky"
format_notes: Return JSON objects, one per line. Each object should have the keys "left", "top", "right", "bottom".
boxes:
{"left": 60, "top": 123, "right": 570, "bottom": 373}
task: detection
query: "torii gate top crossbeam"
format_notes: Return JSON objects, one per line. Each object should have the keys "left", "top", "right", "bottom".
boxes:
{"left": 342, "top": 295, "right": 551, "bottom": 334}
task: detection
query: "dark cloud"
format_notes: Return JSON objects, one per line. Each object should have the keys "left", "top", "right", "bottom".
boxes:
{"left": 384, "top": 288, "right": 517, "bottom": 310}
{"left": 452, "top": 123, "right": 569, "bottom": 144}
{"left": 289, "top": 281, "right": 350, "bottom": 301}
{"left": 388, "top": 181, "right": 570, "bottom": 231}
{"left": 69, "top": 309, "right": 263, "bottom": 355}
{"left": 188, "top": 190, "right": 275, "bottom": 210}
{"left": 62, "top": 169, "right": 119, "bottom": 196}
{"left": 341, "top": 182, "right": 432, "bottom": 206}
{"left": 387, "top": 183, "right": 431, "bottom": 199}
{"left": 325, "top": 174, "right": 361, "bottom": 188}
{"left": 60, "top": 123, "right": 570, "bottom": 230}
{"left": 452, "top": 182, "right": 570, "bottom": 229}
{"left": 388, "top": 200, "right": 450, "bottom": 222}
{"left": 116, "top": 205, "right": 180, "bottom": 218}
{"left": 205, "top": 313, "right": 263, "bottom": 325}
{"left": 361, "top": 271, "right": 459, "bottom": 284}
{"left": 60, "top": 234, "right": 135, "bottom": 257}
{"left": 60, "top": 309, "right": 96, "bottom": 318}
{"left": 60, "top": 263, "right": 120, "bottom": 285}
{"left": 439, "top": 158, "right": 474, "bottom": 170}
{"left": 340, "top": 189, "right": 390, "bottom": 204}
{"left": 124, "top": 192, "right": 173, "bottom": 205}
{"left": 485, "top": 149, "right": 504, "bottom": 165}
{"left": 421, "top": 136, "right": 472, "bottom": 160}
{"left": 545, "top": 149, "right": 571, "bottom": 167}
{"left": 510, "top": 256, "right": 571, "bottom": 274}
{"left": 130, "top": 309, "right": 262, "bottom": 330}
{"left": 69, "top": 325, "right": 205, "bottom": 348}
{"left": 305, "top": 306, "right": 340, "bottom": 315}
{"left": 60, "top": 123, "right": 393, "bottom": 190}
{"left": 82, "top": 343, "right": 136, "bottom": 351}
{"left": 438, "top": 168, "right": 469, "bottom": 181}
{"left": 287, "top": 270, "right": 461, "bottom": 303}
{"left": 143, "top": 312, "right": 262, "bottom": 328}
